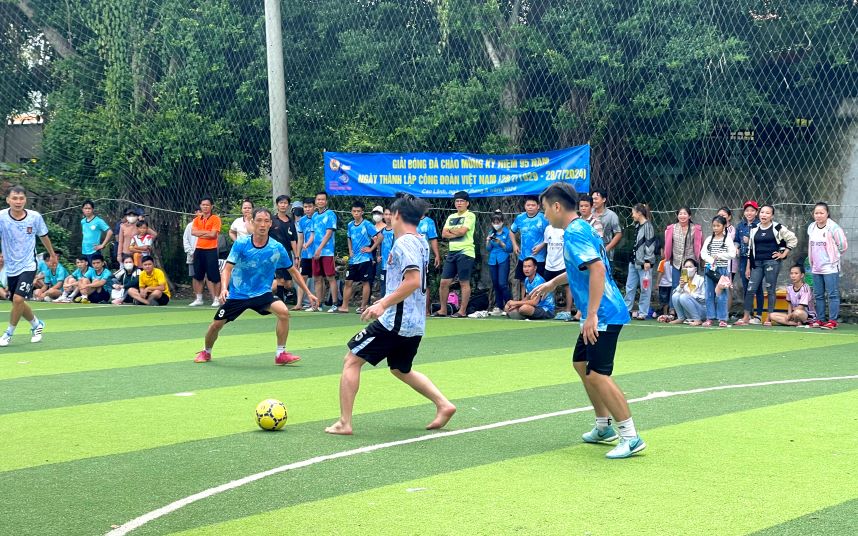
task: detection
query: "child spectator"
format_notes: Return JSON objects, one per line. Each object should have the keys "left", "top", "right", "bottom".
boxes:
{"left": 504, "top": 257, "right": 555, "bottom": 320}
{"left": 376, "top": 207, "right": 395, "bottom": 299}
{"left": 735, "top": 201, "right": 763, "bottom": 322}
{"left": 116, "top": 208, "right": 158, "bottom": 265}
{"left": 34, "top": 253, "right": 69, "bottom": 302}
{"left": 542, "top": 220, "right": 574, "bottom": 321}
{"left": 229, "top": 199, "right": 255, "bottom": 242}
{"left": 127, "top": 256, "right": 171, "bottom": 306}
{"left": 807, "top": 202, "right": 848, "bottom": 329}
{"left": 129, "top": 220, "right": 154, "bottom": 267}
{"left": 486, "top": 210, "right": 513, "bottom": 316}
{"left": 701, "top": 215, "right": 737, "bottom": 327}
{"left": 578, "top": 195, "right": 604, "bottom": 238}
{"left": 182, "top": 210, "right": 200, "bottom": 279}
{"left": 111, "top": 255, "right": 141, "bottom": 304}
{"left": 717, "top": 207, "right": 737, "bottom": 314}
{"left": 80, "top": 200, "right": 113, "bottom": 264}
{"left": 624, "top": 203, "right": 657, "bottom": 320}
{"left": 662, "top": 206, "right": 703, "bottom": 296}
{"left": 770, "top": 264, "right": 816, "bottom": 327}
{"left": 337, "top": 201, "right": 379, "bottom": 313}
{"left": 58, "top": 255, "right": 91, "bottom": 302}
{"left": 74, "top": 254, "right": 112, "bottom": 303}
{"left": 665, "top": 258, "right": 706, "bottom": 325}
{"left": 656, "top": 259, "right": 672, "bottom": 318}
{"left": 737, "top": 205, "right": 798, "bottom": 326}
{"left": 0, "top": 253, "right": 7, "bottom": 300}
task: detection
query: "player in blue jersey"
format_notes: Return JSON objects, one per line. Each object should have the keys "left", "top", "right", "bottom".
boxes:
{"left": 194, "top": 208, "right": 318, "bottom": 365}
{"left": 532, "top": 182, "right": 645, "bottom": 459}
{"left": 336, "top": 200, "right": 380, "bottom": 313}
{"left": 376, "top": 207, "right": 395, "bottom": 298}
{"left": 325, "top": 193, "right": 456, "bottom": 435}
{"left": 417, "top": 211, "right": 441, "bottom": 312}
{"left": 510, "top": 196, "right": 548, "bottom": 299}
{"left": 0, "top": 186, "right": 57, "bottom": 347}
{"left": 311, "top": 191, "right": 339, "bottom": 312}
{"left": 293, "top": 198, "right": 316, "bottom": 310}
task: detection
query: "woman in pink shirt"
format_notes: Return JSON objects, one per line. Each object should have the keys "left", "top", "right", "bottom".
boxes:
{"left": 807, "top": 202, "right": 848, "bottom": 329}
{"left": 662, "top": 206, "right": 703, "bottom": 298}
{"left": 770, "top": 264, "right": 815, "bottom": 327}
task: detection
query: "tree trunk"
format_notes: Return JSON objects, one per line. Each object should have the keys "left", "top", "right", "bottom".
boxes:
{"left": 15, "top": 0, "right": 78, "bottom": 60}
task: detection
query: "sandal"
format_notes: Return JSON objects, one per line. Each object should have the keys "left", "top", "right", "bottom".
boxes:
{"left": 718, "top": 321, "right": 730, "bottom": 328}
{"left": 734, "top": 319, "right": 748, "bottom": 326}
{"left": 355, "top": 307, "right": 365, "bottom": 314}
{"left": 430, "top": 312, "right": 448, "bottom": 318}
{"left": 701, "top": 320, "right": 713, "bottom": 327}
{"left": 763, "top": 321, "right": 772, "bottom": 327}
{"left": 450, "top": 313, "right": 465, "bottom": 318}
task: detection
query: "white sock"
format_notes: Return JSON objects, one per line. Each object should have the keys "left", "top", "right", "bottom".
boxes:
{"left": 204, "top": 347, "right": 212, "bottom": 354}
{"left": 196, "top": 294, "right": 203, "bottom": 301}
{"left": 616, "top": 417, "right": 638, "bottom": 439}
{"left": 276, "top": 345, "right": 286, "bottom": 355}
{"left": 5, "top": 324, "right": 15, "bottom": 335}
{"left": 595, "top": 416, "right": 612, "bottom": 431}
{"left": 29, "top": 317, "right": 41, "bottom": 328}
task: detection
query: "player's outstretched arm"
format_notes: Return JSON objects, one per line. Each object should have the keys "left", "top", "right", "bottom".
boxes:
{"left": 531, "top": 271, "right": 567, "bottom": 300}
{"left": 361, "top": 269, "right": 420, "bottom": 322}
{"left": 39, "top": 234, "right": 57, "bottom": 261}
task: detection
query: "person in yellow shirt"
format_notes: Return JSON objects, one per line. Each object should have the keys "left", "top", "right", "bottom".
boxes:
{"left": 127, "top": 256, "right": 170, "bottom": 306}
{"left": 435, "top": 190, "right": 476, "bottom": 317}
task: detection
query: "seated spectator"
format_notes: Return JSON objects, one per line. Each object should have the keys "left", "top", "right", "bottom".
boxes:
{"left": 770, "top": 264, "right": 815, "bottom": 327}
{"left": 664, "top": 258, "right": 706, "bottom": 325}
{"left": 111, "top": 255, "right": 141, "bottom": 305}
{"left": 129, "top": 220, "right": 155, "bottom": 267}
{"left": 0, "top": 253, "right": 7, "bottom": 300}
{"left": 34, "top": 253, "right": 69, "bottom": 302}
{"left": 504, "top": 257, "right": 555, "bottom": 320}
{"left": 74, "top": 254, "right": 112, "bottom": 303}
{"left": 126, "top": 256, "right": 170, "bottom": 306}
{"left": 58, "top": 255, "right": 91, "bottom": 302}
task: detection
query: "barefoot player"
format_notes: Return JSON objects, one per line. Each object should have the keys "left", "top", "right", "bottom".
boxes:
{"left": 326, "top": 193, "right": 456, "bottom": 435}
{"left": 194, "top": 207, "right": 318, "bottom": 365}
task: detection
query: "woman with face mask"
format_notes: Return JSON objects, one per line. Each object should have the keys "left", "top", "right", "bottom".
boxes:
{"left": 486, "top": 210, "right": 514, "bottom": 315}
{"left": 117, "top": 208, "right": 158, "bottom": 265}
{"left": 667, "top": 258, "right": 706, "bottom": 325}
{"left": 111, "top": 255, "right": 141, "bottom": 305}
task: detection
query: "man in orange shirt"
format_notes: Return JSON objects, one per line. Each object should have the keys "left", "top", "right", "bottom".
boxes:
{"left": 189, "top": 197, "right": 223, "bottom": 307}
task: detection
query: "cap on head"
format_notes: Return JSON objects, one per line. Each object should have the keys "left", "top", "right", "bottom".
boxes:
{"left": 453, "top": 191, "right": 469, "bottom": 202}
{"left": 743, "top": 200, "right": 759, "bottom": 210}
{"left": 372, "top": 205, "right": 384, "bottom": 214}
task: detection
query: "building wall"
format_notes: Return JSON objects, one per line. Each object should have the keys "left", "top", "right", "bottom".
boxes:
{"left": 1, "top": 123, "right": 43, "bottom": 164}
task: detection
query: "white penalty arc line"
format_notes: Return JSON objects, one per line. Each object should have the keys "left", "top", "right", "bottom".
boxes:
{"left": 106, "top": 374, "right": 858, "bottom": 536}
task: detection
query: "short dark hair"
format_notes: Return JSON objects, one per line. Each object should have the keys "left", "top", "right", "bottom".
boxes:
{"left": 453, "top": 191, "right": 469, "bottom": 202}
{"left": 390, "top": 193, "right": 429, "bottom": 226}
{"left": 242, "top": 198, "right": 255, "bottom": 208}
{"left": 524, "top": 195, "right": 539, "bottom": 204}
{"left": 252, "top": 207, "right": 273, "bottom": 219}
{"left": 6, "top": 185, "right": 26, "bottom": 196}
{"left": 352, "top": 200, "right": 365, "bottom": 210}
{"left": 539, "top": 182, "right": 578, "bottom": 211}
{"left": 141, "top": 256, "right": 154, "bottom": 265}
{"left": 90, "top": 253, "right": 104, "bottom": 262}
{"left": 275, "top": 194, "right": 290, "bottom": 204}
{"left": 76, "top": 255, "right": 88, "bottom": 262}
{"left": 316, "top": 190, "right": 328, "bottom": 199}
{"left": 578, "top": 194, "right": 593, "bottom": 205}
{"left": 200, "top": 196, "right": 214, "bottom": 205}
{"left": 82, "top": 199, "right": 95, "bottom": 209}
{"left": 522, "top": 256, "right": 538, "bottom": 266}
{"left": 718, "top": 206, "right": 732, "bottom": 218}
{"left": 683, "top": 258, "right": 699, "bottom": 268}
{"left": 302, "top": 197, "right": 315, "bottom": 205}
{"left": 135, "top": 220, "right": 148, "bottom": 228}
{"left": 591, "top": 189, "right": 608, "bottom": 200}
{"left": 791, "top": 262, "right": 805, "bottom": 274}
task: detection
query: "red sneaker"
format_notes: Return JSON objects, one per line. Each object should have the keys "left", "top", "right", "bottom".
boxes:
{"left": 820, "top": 320, "right": 838, "bottom": 330}
{"left": 275, "top": 352, "right": 301, "bottom": 365}
{"left": 194, "top": 350, "right": 211, "bottom": 363}
{"left": 809, "top": 320, "right": 822, "bottom": 328}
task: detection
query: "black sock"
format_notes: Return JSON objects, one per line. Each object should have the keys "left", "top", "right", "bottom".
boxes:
{"left": 276, "top": 285, "right": 286, "bottom": 300}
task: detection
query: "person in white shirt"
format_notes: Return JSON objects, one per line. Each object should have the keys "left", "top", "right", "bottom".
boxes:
{"left": 183, "top": 210, "right": 201, "bottom": 278}
{"left": 229, "top": 199, "right": 255, "bottom": 242}
{"left": 668, "top": 259, "right": 706, "bottom": 325}
{"left": 536, "top": 224, "right": 574, "bottom": 320}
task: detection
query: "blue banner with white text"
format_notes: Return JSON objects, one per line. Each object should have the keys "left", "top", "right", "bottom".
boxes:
{"left": 323, "top": 145, "right": 590, "bottom": 198}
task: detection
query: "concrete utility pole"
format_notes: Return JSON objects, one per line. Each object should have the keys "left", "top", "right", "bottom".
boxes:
{"left": 264, "top": 0, "right": 291, "bottom": 200}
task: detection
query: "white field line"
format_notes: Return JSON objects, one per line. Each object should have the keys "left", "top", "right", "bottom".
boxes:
{"left": 106, "top": 374, "right": 858, "bottom": 536}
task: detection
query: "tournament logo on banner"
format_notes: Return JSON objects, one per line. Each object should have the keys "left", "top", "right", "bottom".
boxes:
{"left": 324, "top": 145, "right": 590, "bottom": 198}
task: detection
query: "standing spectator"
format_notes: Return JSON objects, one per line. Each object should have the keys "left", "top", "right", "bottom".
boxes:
{"left": 505, "top": 257, "right": 555, "bottom": 320}
{"left": 34, "top": 253, "right": 69, "bottom": 302}
{"left": 590, "top": 189, "right": 623, "bottom": 260}
{"left": 578, "top": 194, "right": 604, "bottom": 238}
{"left": 74, "top": 253, "right": 112, "bottom": 304}
{"left": 0, "top": 253, "right": 8, "bottom": 301}
{"left": 189, "top": 197, "right": 222, "bottom": 307}
{"left": 127, "top": 256, "right": 171, "bottom": 306}
{"left": 770, "top": 264, "right": 816, "bottom": 327}
{"left": 111, "top": 255, "right": 141, "bottom": 304}
{"left": 376, "top": 207, "right": 395, "bottom": 299}
{"left": 418, "top": 209, "right": 441, "bottom": 313}
{"left": 542, "top": 221, "right": 574, "bottom": 321}
{"left": 294, "top": 197, "right": 316, "bottom": 310}
{"left": 807, "top": 202, "right": 848, "bottom": 329}
{"left": 735, "top": 201, "right": 763, "bottom": 322}
{"left": 311, "top": 191, "right": 339, "bottom": 312}
{"left": 666, "top": 258, "right": 706, "bottom": 325}
{"left": 717, "top": 207, "right": 737, "bottom": 314}
{"left": 662, "top": 206, "right": 703, "bottom": 297}
{"left": 183, "top": 210, "right": 200, "bottom": 279}
{"left": 436, "top": 191, "right": 476, "bottom": 317}
{"left": 510, "top": 196, "right": 548, "bottom": 299}
{"left": 0, "top": 185, "right": 56, "bottom": 347}
{"left": 736, "top": 205, "right": 798, "bottom": 326}
{"left": 337, "top": 201, "right": 379, "bottom": 313}
{"left": 229, "top": 199, "right": 255, "bottom": 242}
{"left": 656, "top": 259, "right": 673, "bottom": 318}
{"left": 623, "top": 204, "right": 657, "bottom": 320}
{"left": 80, "top": 200, "right": 113, "bottom": 264}
{"left": 128, "top": 220, "right": 154, "bottom": 267}
{"left": 116, "top": 207, "right": 158, "bottom": 266}
{"left": 370, "top": 205, "right": 386, "bottom": 296}
{"left": 485, "top": 210, "right": 513, "bottom": 316}
{"left": 270, "top": 195, "right": 299, "bottom": 303}
{"left": 701, "top": 215, "right": 737, "bottom": 327}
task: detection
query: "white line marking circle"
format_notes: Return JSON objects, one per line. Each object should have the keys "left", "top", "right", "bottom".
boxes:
{"left": 106, "top": 375, "right": 858, "bottom": 535}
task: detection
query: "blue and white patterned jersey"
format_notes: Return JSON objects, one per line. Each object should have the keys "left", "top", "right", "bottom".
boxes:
{"left": 417, "top": 216, "right": 438, "bottom": 241}
{"left": 297, "top": 215, "right": 314, "bottom": 260}
{"left": 311, "top": 209, "right": 337, "bottom": 257}
{"left": 511, "top": 212, "right": 548, "bottom": 262}
{"left": 379, "top": 227, "right": 395, "bottom": 270}
{"left": 0, "top": 209, "right": 49, "bottom": 276}
{"left": 525, "top": 273, "right": 554, "bottom": 314}
{"left": 347, "top": 219, "right": 377, "bottom": 265}
{"left": 379, "top": 233, "right": 429, "bottom": 337}
{"left": 226, "top": 236, "right": 292, "bottom": 300}
{"left": 563, "top": 218, "right": 630, "bottom": 329}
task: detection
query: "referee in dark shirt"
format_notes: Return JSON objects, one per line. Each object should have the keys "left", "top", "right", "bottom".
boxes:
{"left": 270, "top": 194, "right": 299, "bottom": 302}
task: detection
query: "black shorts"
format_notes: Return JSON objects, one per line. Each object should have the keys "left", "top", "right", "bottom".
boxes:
{"left": 7, "top": 271, "right": 36, "bottom": 300}
{"left": 347, "top": 320, "right": 422, "bottom": 373}
{"left": 658, "top": 286, "right": 672, "bottom": 306}
{"left": 515, "top": 260, "right": 546, "bottom": 280}
{"left": 214, "top": 292, "right": 275, "bottom": 323}
{"left": 193, "top": 248, "right": 221, "bottom": 283}
{"left": 346, "top": 261, "right": 374, "bottom": 283}
{"left": 529, "top": 307, "right": 555, "bottom": 320}
{"left": 275, "top": 267, "right": 292, "bottom": 282}
{"left": 572, "top": 324, "right": 623, "bottom": 376}
{"left": 300, "top": 258, "right": 313, "bottom": 277}
{"left": 441, "top": 251, "right": 474, "bottom": 281}
{"left": 89, "top": 288, "right": 110, "bottom": 304}
{"left": 543, "top": 268, "right": 565, "bottom": 282}
{"left": 153, "top": 294, "right": 170, "bottom": 306}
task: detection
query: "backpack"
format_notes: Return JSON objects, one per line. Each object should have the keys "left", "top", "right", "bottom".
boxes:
{"left": 466, "top": 288, "right": 490, "bottom": 315}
